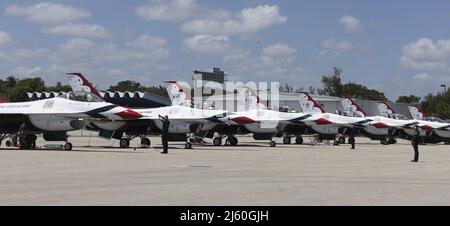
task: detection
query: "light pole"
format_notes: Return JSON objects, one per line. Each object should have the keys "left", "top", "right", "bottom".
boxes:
{"left": 441, "top": 84, "right": 447, "bottom": 93}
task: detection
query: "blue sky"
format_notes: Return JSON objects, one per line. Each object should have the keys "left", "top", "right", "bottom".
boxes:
{"left": 0, "top": 0, "right": 449, "bottom": 100}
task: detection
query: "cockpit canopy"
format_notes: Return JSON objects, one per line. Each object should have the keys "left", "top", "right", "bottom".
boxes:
{"left": 386, "top": 113, "right": 409, "bottom": 120}
{"left": 423, "top": 117, "right": 445, "bottom": 123}
{"left": 59, "top": 92, "right": 103, "bottom": 103}
{"left": 342, "top": 110, "right": 364, "bottom": 118}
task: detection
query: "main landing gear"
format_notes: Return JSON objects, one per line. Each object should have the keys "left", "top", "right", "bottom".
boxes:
{"left": 282, "top": 136, "right": 304, "bottom": 145}
{"left": 213, "top": 135, "right": 238, "bottom": 146}
{"left": 380, "top": 137, "right": 397, "bottom": 145}
{"left": 283, "top": 137, "right": 291, "bottom": 145}
{"left": 119, "top": 136, "right": 152, "bottom": 148}
{"left": 295, "top": 137, "right": 304, "bottom": 145}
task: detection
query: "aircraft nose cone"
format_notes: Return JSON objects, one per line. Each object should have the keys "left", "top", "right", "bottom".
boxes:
{"left": 115, "top": 109, "right": 143, "bottom": 120}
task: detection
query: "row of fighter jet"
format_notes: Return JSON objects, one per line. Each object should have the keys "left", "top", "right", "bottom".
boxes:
{"left": 0, "top": 73, "right": 449, "bottom": 150}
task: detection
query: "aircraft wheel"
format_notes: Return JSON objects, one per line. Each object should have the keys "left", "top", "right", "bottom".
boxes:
{"left": 213, "top": 137, "right": 222, "bottom": 146}
{"left": 185, "top": 142, "right": 193, "bottom": 149}
{"left": 295, "top": 137, "right": 303, "bottom": 144}
{"left": 120, "top": 138, "right": 130, "bottom": 148}
{"left": 20, "top": 136, "right": 31, "bottom": 150}
{"left": 229, "top": 137, "right": 238, "bottom": 146}
{"left": 283, "top": 137, "right": 291, "bottom": 145}
{"left": 141, "top": 138, "right": 151, "bottom": 147}
{"left": 381, "top": 138, "right": 389, "bottom": 145}
{"left": 388, "top": 138, "right": 396, "bottom": 144}
{"left": 270, "top": 141, "right": 277, "bottom": 147}
{"left": 64, "top": 143, "right": 73, "bottom": 151}
{"left": 5, "top": 140, "right": 11, "bottom": 147}
{"left": 338, "top": 137, "right": 346, "bottom": 144}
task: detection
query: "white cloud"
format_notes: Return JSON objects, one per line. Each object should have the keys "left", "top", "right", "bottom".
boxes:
{"left": 400, "top": 38, "right": 450, "bottom": 85}
{"left": 12, "top": 48, "right": 50, "bottom": 61}
{"left": 222, "top": 43, "right": 312, "bottom": 84}
{"left": 262, "top": 43, "right": 297, "bottom": 57}
{"left": 184, "top": 35, "right": 231, "bottom": 54}
{"left": 12, "top": 66, "right": 43, "bottom": 76}
{"left": 260, "top": 43, "right": 297, "bottom": 66}
{"left": 135, "top": 0, "right": 199, "bottom": 22}
{"left": 106, "top": 69, "right": 129, "bottom": 77}
{"left": 181, "top": 5, "right": 287, "bottom": 36}
{"left": 0, "top": 31, "right": 12, "bottom": 45}
{"left": 401, "top": 38, "right": 450, "bottom": 71}
{"left": 5, "top": 2, "right": 91, "bottom": 24}
{"left": 319, "top": 39, "right": 359, "bottom": 59}
{"left": 43, "top": 23, "right": 110, "bottom": 38}
{"left": 48, "top": 36, "right": 170, "bottom": 66}
{"left": 126, "top": 34, "right": 168, "bottom": 50}
{"left": 413, "top": 73, "right": 433, "bottom": 81}
{"left": 58, "top": 38, "right": 95, "bottom": 55}
{"left": 339, "top": 15, "right": 362, "bottom": 33}
{"left": 321, "top": 39, "right": 354, "bottom": 52}
{"left": 223, "top": 49, "right": 251, "bottom": 63}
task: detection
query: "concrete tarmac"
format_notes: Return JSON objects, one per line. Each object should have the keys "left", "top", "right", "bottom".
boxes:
{"left": 0, "top": 135, "right": 449, "bottom": 206}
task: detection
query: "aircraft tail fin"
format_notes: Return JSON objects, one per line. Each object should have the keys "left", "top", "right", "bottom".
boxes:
{"left": 376, "top": 102, "right": 395, "bottom": 116}
{"left": 298, "top": 92, "right": 325, "bottom": 114}
{"left": 236, "top": 86, "right": 266, "bottom": 110}
{"left": 340, "top": 97, "right": 368, "bottom": 117}
{"left": 66, "top": 73, "right": 104, "bottom": 100}
{"left": 408, "top": 105, "right": 426, "bottom": 120}
{"left": 163, "top": 81, "right": 192, "bottom": 107}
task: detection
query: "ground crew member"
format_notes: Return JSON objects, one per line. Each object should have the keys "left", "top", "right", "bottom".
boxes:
{"left": 159, "top": 115, "right": 170, "bottom": 154}
{"left": 348, "top": 127, "right": 356, "bottom": 150}
{"left": 411, "top": 126, "right": 420, "bottom": 162}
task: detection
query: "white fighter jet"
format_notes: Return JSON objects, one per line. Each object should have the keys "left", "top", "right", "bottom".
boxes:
{"left": 0, "top": 91, "right": 143, "bottom": 150}
{"left": 66, "top": 73, "right": 229, "bottom": 149}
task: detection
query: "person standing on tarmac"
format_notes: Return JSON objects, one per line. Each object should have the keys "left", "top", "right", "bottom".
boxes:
{"left": 411, "top": 126, "right": 420, "bottom": 162}
{"left": 348, "top": 127, "right": 356, "bottom": 150}
{"left": 159, "top": 115, "right": 170, "bottom": 154}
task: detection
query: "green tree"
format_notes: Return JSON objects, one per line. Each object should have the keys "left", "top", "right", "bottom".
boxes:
{"left": 396, "top": 95, "right": 421, "bottom": 104}
{"left": 420, "top": 90, "right": 450, "bottom": 119}
{"left": 45, "top": 81, "right": 72, "bottom": 93}
{"left": 320, "top": 67, "right": 387, "bottom": 101}
{"left": 321, "top": 67, "right": 343, "bottom": 97}
{"left": 7, "top": 77, "right": 46, "bottom": 102}
{"left": 108, "top": 80, "right": 168, "bottom": 97}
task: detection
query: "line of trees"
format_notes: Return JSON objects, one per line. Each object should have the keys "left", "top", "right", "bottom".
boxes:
{"left": 279, "top": 67, "right": 448, "bottom": 119}
{"left": 107, "top": 80, "right": 168, "bottom": 98}
{"left": 0, "top": 76, "right": 71, "bottom": 102}
{"left": 0, "top": 76, "right": 168, "bottom": 102}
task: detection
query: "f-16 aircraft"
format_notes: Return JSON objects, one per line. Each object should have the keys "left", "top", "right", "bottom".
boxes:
{"left": 388, "top": 103, "right": 450, "bottom": 144}
{"left": 163, "top": 84, "right": 315, "bottom": 147}
{"left": 340, "top": 98, "right": 404, "bottom": 144}
{"left": 211, "top": 87, "right": 327, "bottom": 147}
{"left": 67, "top": 73, "right": 229, "bottom": 149}
{"left": 0, "top": 91, "right": 143, "bottom": 150}
{"left": 297, "top": 92, "right": 378, "bottom": 144}
{"left": 343, "top": 99, "right": 450, "bottom": 144}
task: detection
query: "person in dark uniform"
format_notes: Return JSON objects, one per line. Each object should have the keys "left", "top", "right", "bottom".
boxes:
{"left": 159, "top": 115, "right": 170, "bottom": 154}
{"left": 348, "top": 127, "right": 356, "bottom": 150}
{"left": 411, "top": 126, "right": 420, "bottom": 162}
